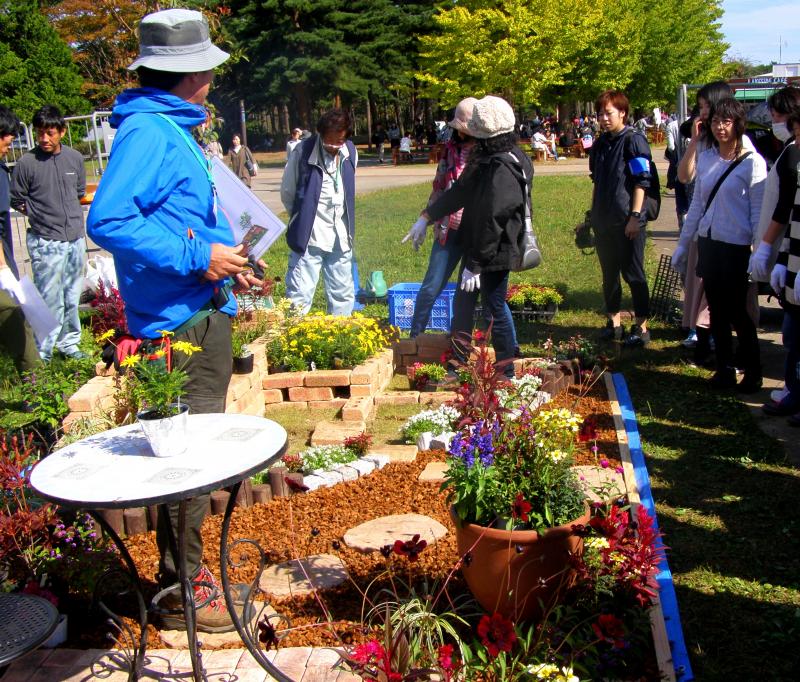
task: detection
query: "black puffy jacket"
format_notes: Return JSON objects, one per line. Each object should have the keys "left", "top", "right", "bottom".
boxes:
{"left": 425, "top": 147, "right": 532, "bottom": 273}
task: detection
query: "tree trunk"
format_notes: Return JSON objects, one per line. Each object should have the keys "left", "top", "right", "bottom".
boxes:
{"left": 366, "top": 94, "right": 373, "bottom": 150}
{"left": 280, "top": 102, "right": 290, "bottom": 135}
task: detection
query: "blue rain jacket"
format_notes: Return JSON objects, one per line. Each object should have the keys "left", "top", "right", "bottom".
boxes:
{"left": 87, "top": 88, "right": 236, "bottom": 338}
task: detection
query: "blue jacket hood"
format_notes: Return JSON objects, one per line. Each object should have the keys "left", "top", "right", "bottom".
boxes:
{"left": 110, "top": 88, "right": 206, "bottom": 130}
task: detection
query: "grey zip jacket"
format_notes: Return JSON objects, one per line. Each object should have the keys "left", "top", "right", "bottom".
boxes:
{"left": 11, "top": 146, "right": 86, "bottom": 241}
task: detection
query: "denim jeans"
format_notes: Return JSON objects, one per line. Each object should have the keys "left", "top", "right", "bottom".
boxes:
{"left": 26, "top": 233, "right": 86, "bottom": 359}
{"left": 782, "top": 309, "right": 800, "bottom": 407}
{"left": 286, "top": 243, "right": 354, "bottom": 315}
{"left": 411, "top": 235, "right": 518, "bottom": 350}
{"left": 451, "top": 268, "right": 516, "bottom": 377}
{"left": 410, "top": 233, "right": 463, "bottom": 337}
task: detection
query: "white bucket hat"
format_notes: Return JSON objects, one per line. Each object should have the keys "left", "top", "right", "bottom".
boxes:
{"left": 128, "top": 9, "right": 230, "bottom": 73}
{"left": 448, "top": 97, "right": 479, "bottom": 133}
{"left": 466, "top": 95, "right": 516, "bottom": 139}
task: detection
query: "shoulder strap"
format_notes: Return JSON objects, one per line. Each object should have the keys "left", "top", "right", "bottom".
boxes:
{"left": 702, "top": 151, "right": 753, "bottom": 217}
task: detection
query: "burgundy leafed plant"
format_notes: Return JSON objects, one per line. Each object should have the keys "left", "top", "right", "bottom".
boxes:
{"left": 343, "top": 432, "right": 372, "bottom": 456}
{"left": 257, "top": 617, "right": 279, "bottom": 648}
{"left": 90, "top": 281, "right": 128, "bottom": 337}
{"left": 591, "top": 613, "right": 626, "bottom": 649}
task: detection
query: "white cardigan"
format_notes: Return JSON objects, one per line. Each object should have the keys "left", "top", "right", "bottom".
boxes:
{"left": 680, "top": 146, "right": 767, "bottom": 248}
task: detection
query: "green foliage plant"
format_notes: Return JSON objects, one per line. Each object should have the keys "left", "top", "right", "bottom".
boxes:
{"left": 21, "top": 357, "right": 95, "bottom": 428}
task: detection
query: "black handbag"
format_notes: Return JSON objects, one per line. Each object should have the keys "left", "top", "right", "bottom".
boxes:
{"left": 574, "top": 210, "right": 594, "bottom": 250}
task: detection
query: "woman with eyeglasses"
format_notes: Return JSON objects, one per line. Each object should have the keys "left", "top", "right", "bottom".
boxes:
{"left": 672, "top": 97, "right": 767, "bottom": 392}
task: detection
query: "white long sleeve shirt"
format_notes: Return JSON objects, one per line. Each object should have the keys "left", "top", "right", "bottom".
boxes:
{"left": 680, "top": 146, "right": 767, "bottom": 248}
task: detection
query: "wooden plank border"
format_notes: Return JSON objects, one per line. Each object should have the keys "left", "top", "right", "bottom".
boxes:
{"left": 604, "top": 372, "right": 693, "bottom": 682}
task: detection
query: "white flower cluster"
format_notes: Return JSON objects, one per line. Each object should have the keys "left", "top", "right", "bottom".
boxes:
{"left": 400, "top": 404, "right": 461, "bottom": 438}
{"left": 497, "top": 373, "right": 550, "bottom": 411}
{"left": 298, "top": 444, "right": 358, "bottom": 473}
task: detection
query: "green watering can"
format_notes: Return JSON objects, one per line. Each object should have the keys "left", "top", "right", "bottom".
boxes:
{"left": 364, "top": 271, "right": 388, "bottom": 297}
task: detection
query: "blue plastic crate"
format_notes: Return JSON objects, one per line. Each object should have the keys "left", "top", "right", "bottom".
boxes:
{"left": 388, "top": 282, "right": 456, "bottom": 331}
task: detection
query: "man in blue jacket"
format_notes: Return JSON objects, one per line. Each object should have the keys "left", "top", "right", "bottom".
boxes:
{"left": 280, "top": 109, "right": 357, "bottom": 315}
{"left": 88, "top": 8, "right": 258, "bottom": 633}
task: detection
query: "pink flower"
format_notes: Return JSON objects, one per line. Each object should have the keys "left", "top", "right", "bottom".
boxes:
{"left": 615, "top": 466, "right": 624, "bottom": 474}
{"left": 351, "top": 639, "right": 385, "bottom": 665}
{"left": 600, "top": 458, "right": 609, "bottom": 468}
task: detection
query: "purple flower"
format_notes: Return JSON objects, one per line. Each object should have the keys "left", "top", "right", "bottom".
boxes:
{"left": 600, "top": 458, "right": 610, "bottom": 468}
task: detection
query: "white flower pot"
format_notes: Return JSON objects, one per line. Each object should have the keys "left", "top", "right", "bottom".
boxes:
{"left": 137, "top": 403, "right": 189, "bottom": 457}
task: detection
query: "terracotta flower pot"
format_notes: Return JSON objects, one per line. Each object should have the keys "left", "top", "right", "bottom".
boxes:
{"left": 450, "top": 503, "right": 590, "bottom": 622}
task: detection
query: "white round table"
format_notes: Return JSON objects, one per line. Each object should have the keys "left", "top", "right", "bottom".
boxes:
{"left": 30, "top": 413, "right": 289, "bottom": 682}
{"left": 31, "top": 413, "right": 288, "bottom": 508}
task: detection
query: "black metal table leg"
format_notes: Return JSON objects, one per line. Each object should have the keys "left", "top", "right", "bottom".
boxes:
{"left": 219, "top": 481, "right": 294, "bottom": 682}
{"left": 88, "top": 511, "right": 148, "bottom": 682}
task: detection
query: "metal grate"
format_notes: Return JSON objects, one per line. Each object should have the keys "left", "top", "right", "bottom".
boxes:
{"left": 0, "top": 593, "right": 60, "bottom": 666}
{"left": 650, "top": 253, "right": 683, "bottom": 324}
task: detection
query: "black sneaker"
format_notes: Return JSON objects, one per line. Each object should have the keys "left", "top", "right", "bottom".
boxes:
{"left": 623, "top": 325, "right": 650, "bottom": 348}
{"left": 737, "top": 374, "right": 763, "bottom": 394}
{"left": 599, "top": 321, "right": 624, "bottom": 341}
{"left": 709, "top": 368, "right": 737, "bottom": 389}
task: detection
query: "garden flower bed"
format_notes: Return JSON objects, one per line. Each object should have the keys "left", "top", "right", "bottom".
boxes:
{"left": 29, "top": 373, "right": 683, "bottom": 681}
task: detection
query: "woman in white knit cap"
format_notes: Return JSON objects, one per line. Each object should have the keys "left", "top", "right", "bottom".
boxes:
{"left": 415, "top": 95, "right": 532, "bottom": 377}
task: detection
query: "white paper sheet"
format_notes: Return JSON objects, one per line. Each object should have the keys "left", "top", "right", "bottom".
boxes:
{"left": 14, "top": 275, "right": 59, "bottom": 345}
{"left": 211, "top": 157, "right": 286, "bottom": 261}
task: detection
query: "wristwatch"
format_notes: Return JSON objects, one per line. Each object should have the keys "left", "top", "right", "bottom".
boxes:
{"left": 629, "top": 210, "right": 642, "bottom": 219}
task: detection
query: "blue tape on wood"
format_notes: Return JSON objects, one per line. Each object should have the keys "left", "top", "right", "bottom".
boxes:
{"left": 612, "top": 373, "right": 694, "bottom": 682}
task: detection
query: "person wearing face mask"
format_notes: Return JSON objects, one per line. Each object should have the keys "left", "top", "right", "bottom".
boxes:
{"left": 747, "top": 87, "right": 800, "bottom": 416}
{"left": 281, "top": 108, "right": 358, "bottom": 315}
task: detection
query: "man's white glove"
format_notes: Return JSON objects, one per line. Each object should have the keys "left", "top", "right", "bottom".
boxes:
{"left": 771, "top": 264, "right": 787, "bottom": 295}
{"left": 749, "top": 241, "right": 773, "bottom": 281}
{"left": 460, "top": 268, "right": 480, "bottom": 292}
{"left": 671, "top": 244, "right": 688, "bottom": 276}
{"left": 401, "top": 217, "right": 429, "bottom": 251}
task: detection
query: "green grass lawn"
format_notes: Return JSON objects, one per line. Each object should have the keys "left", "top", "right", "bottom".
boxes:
{"left": 2, "top": 175, "right": 798, "bottom": 679}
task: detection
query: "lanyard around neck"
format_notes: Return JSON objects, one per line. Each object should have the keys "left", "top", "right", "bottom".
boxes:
{"left": 156, "top": 113, "right": 214, "bottom": 187}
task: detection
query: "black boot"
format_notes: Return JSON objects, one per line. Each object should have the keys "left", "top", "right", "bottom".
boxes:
{"left": 693, "top": 327, "right": 713, "bottom": 367}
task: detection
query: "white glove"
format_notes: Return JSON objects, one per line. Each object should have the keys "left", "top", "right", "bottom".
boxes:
{"left": 771, "top": 264, "right": 787, "bottom": 295}
{"left": 460, "top": 268, "right": 480, "bottom": 292}
{"left": 671, "top": 244, "right": 688, "bottom": 276}
{"left": 401, "top": 217, "right": 429, "bottom": 251}
{"left": 749, "top": 241, "right": 773, "bottom": 281}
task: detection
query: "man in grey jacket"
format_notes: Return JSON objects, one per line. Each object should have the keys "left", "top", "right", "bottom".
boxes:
{"left": 11, "top": 105, "right": 86, "bottom": 360}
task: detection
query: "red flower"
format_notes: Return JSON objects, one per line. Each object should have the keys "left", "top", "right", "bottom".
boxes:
{"left": 392, "top": 533, "right": 427, "bottom": 561}
{"left": 511, "top": 492, "right": 532, "bottom": 522}
{"left": 578, "top": 416, "right": 598, "bottom": 442}
{"left": 477, "top": 612, "right": 517, "bottom": 657}
{"left": 592, "top": 613, "right": 626, "bottom": 648}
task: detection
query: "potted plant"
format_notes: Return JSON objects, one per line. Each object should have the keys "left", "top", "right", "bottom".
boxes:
{"left": 232, "top": 306, "right": 270, "bottom": 374}
{"left": 441, "top": 340, "right": 589, "bottom": 621}
{"left": 506, "top": 283, "right": 563, "bottom": 322}
{"left": 406, "top": 362, "right": 447, "bottom": 391}
{"left": 116, "top": 331, "right": 201, "bottom": 457}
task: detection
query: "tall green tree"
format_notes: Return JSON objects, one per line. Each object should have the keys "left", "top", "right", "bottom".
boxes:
{"left": 417, "top": 0, "right": 618, "bottom": 108}
{"left": 624, "top": 0, "right": 728, "bottom": 109}
{"left": 0, "top": 0, "right": 87, "bottom": 120}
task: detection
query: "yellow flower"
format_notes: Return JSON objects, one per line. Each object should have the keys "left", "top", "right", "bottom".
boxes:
{"left": 172, "top": 341, "right": 202, "bottom": 356}
{"left": 95, "top": 329, "right": 115, "bottom": 343}
{"left": 120, "top": 355, "right": 140, "bottom": 368}
{"left": 153, "top": 349, "right": 166, "bottom": 358}
{"left": 156, "top": 329, "right": 175, "bottom": 337}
